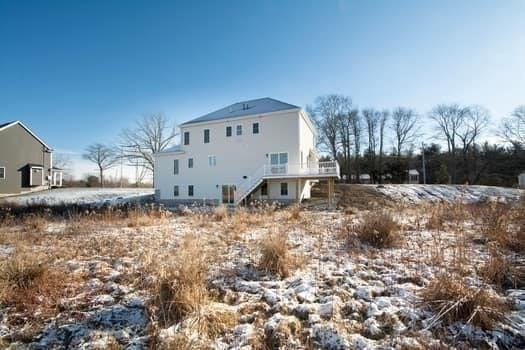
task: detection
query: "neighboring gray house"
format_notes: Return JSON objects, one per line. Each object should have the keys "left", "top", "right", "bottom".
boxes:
{"left": 0, "top": 121, "right": 62, "bottom": 196}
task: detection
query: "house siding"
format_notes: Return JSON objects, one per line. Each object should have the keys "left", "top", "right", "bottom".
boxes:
{"left": 154, "top": 109, "right": 319, "bottom": 203}
{"left": 0, "top": 123, "right": 52, "bottom": 195}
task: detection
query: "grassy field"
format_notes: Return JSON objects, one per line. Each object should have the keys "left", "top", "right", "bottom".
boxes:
{"left": 0, "top": 187, "right": 524, "bottom": 349}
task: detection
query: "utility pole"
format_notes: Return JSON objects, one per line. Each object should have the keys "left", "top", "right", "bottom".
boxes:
{"left": 421, "top": 142, "right": 427, "bottom": 184}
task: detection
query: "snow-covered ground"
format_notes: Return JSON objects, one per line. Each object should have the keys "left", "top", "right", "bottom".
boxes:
{"left": 374, "top": 184, "right": 523, "bottom": 204}
{"left": 0, "top": 203, "right": 523, "bottom": 349}
{"left": 0, "top": 187, "right": 154, "bottom": 206}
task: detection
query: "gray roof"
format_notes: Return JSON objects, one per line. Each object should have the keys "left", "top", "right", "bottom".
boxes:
{"left": 0, "top": 121, "right": 16, "bottom": 129}
{"left": 181, "top": 98, "right": 300, "bottom": 126}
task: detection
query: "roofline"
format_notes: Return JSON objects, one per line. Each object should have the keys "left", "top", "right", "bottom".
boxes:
{"left": 0, "top": 121, "right": 53, "bottom": 150}
{"left": 154, "top": 149, "right": 185, "bottom": 157}
{"left": 179, "top": 107, "right": 302, "bottom": 128}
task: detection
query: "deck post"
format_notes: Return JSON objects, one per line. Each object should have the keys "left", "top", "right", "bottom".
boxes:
{"left": 327, "top": 178, "right": 334, "bottom": 208}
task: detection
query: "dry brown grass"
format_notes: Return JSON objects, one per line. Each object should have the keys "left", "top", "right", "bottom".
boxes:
{"left": 146, "top": 234, "right": 212, "bottom": 326}
{"left": 213, "top": 205, "right": 228, "bottom": 221}
{"left": 479, "top": 244, "right": 525, "bottom": 290}
{"left": 420, "top": 273, "right": 508, "bottom": 330}
{"left": 355, "top": 211, "right": 400, "bottom": 248}
{"left": 0, "top": 250, "right": 80, "bottom": 330}
{"left": 258, "top": 230, "right": 299, "bottom": 278}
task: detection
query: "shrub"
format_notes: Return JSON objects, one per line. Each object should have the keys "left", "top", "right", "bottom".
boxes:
{"left": 420, "top": 273, "right": 507, "bottom": 330}
{"left": 259, "top": 231, "right": 296, "bottom": 278}
{"left": 356, "top": 211, "right": 399, "bottom": 248}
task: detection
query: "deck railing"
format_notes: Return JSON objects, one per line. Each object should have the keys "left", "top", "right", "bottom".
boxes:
{"left": 263, "top": 161, "right": 339, "bottom": 177}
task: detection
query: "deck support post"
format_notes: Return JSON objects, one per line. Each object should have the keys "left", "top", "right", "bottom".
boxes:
{"left": 327, "top": 178, "right": 334, "bottom": 208}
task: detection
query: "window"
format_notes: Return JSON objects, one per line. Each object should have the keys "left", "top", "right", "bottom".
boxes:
{"left": 252, "top": 122, "right": 259, "bottom": 134}
{"left": 184, "top": 131, "right": 190, "bottom": 145}
{"left": 226, "top": 126, "right": 232, "bottom": 137}
{"left": 0, "top": 167, "right": 4, "bottom": 179}
{"left": 188, "top": 185, "right": 194, "bottom": 197}
{"left": 208, "top": 155, "right": 216, "bottom": 167}
{"left": 188, "top": 158, "right": 193, "bottom": 168}
{"left": 222, "top": 185, "right": 235, "bottom": 204}
{"left": 173, "top": 185, "right": 179, "bottom": 197}
{"left": 236, "top": 125, "right": 242, "bottom": 136}
{"left": 261, "top": 181, "right": 268, "bottom": 196}
{"left": 280, "top": 183, "right": 288, "bottom": 196}
{"left": 173, "top": 159, "right": 179, "bottom": 174}
{"left": 204, "top": 129, "right": 210, "bottom": 143}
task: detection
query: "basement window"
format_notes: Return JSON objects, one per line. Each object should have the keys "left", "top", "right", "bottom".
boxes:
{"left": 280, "top": 183, "right": 288, "bottom": 196}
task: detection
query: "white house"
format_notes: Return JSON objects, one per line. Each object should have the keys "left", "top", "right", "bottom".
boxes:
{"left": 154, "top": 98, "right": 340, "bottom": 206}
{"left": 519, "top": 172, "right": 525, "bottom": 189}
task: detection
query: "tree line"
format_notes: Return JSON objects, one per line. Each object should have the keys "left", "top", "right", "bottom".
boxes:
{"left": 80, "top": 96, "right": 525, "bottom": 187}
{"left": 310, "top": 95, "right": 525, "bottom": 186}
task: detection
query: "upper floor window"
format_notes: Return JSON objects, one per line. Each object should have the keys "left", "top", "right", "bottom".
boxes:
{"left": 184, "top": 132, "right": 190, "bottom": 145}
{"left": 0, "top": 167, "right": 5, "bottom": 179}
{"left": 226, "top": 126, "right": 232, "bottom": 137}
{"left": 236, "top": 125, "right": 242, "bottom": 136}
{"left": 208, "top": 155, "right": 217, "bottom": 167}
{"left": 173, "top": 185, "right": 179, "bottom": 197}
{"left": 188, "top": 158, "right": 194, "bottom": 168}
{"left": 173, "top": 159, "right": 179, "bottom": 174}
{"left": 252, "top": 122, "right": 259, "bottom": 134}
{"left": 188, "top": 185, "right": 194, "bottom": 197}
{"left": 204, "top": 129, "right": 210, "bottom": 143}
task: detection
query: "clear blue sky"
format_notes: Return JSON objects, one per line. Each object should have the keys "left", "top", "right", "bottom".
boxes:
{"left": 1, "top": 0, "right": 524, "bottom": 177}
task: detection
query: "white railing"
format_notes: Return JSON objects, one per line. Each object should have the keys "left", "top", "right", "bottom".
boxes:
{"left": 263, "top": 161, "right": 339, "bottom": 177}
{"left": 234, "top": 165, "right": 265, "bottom": 203}
{"left": 234, "top": 161, "right": 340, "bottom": 204}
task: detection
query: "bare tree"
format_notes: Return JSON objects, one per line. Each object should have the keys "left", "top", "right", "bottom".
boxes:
{"left": 350, "top": 110, "right": 363, "bottom": 182}
{"left": 456, "top": 106, "right": 490, "bottom": 183}
{"left": 378, "top": 110, "right": 389, "bottom": 182}
{"left": 120, "top": 113, "right": 178, "bottom": 178}
{"left": 53, "top": 153, "right": 73, "bottom": 182}
{"left": 82, "top": 143, "right": 119, "bottom": 187}
{"left": 500, "top": 105, "right": 525, "bottom": 148}
{"left": 338, "top": 108, "right": 359, "bottom": 182}
{"left": 429, "top": 104, "right": 470, "bottom": 183}
{"left": 311, "top": 95, "right": 352, "bottom": 160}
{"left": 391, "top": 107, "right": 419, "bottom": 158}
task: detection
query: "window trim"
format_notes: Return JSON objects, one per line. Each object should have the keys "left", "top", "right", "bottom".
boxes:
{"left": 0, "top": 167, "right": 5, "bottom": 179}
{"left": 226, "top": 126, "right": 232, "bottom": 137}
{"left": 204, "top": 129, "right": 210, "bottom": 143}
{"left": 252, "top": 122, "right": 259, "bottom": 134}
{"left": 280, "top": 182, "right": 288, "bottom": 196}
{"left": 173, "top": 185, "right": 179, "bottom": 197}
{"left": 188, "top": 185, "right": 194, "bottom": 197}
{"left": 183, "top": 131, "right": 190, "bottom": 145}
{"left": 173, "top": 159, "right": 179, "bottom": 175}
{"left": 236, "top": 125, "right": 242, "bottom": 136}
{"left": 188, "top": 158, "right": 193, "bottom": 168}
{"left": 261, "top": 181, "right": 268, "bottom": 196}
